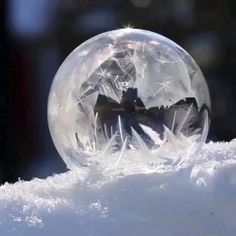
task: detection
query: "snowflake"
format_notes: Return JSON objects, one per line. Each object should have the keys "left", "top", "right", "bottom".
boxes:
{"left": 156, "top": 78, "right": 172, "bottom": 94}
{"left": 97, "top": 67, "right": 111, "bottom": 79}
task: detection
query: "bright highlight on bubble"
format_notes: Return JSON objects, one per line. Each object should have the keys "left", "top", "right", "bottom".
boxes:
{"left": 48, "top": 28, "right": 211, "bottom": 169}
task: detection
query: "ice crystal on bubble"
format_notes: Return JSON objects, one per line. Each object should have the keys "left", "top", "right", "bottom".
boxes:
{"left": 48, "top": 28, "right": 211, "bottom": 169}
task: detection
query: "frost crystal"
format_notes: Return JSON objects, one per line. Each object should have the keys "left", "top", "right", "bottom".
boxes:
{"left": 48, "top": 28, "right": 211, "bottom": 169}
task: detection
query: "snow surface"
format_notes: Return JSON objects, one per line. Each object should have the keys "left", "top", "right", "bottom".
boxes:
{"left": 0, "top": 140, "right": 236, "bottom": 236}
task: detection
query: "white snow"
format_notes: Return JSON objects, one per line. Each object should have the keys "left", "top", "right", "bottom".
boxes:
{"left": 0, "top": 140, "right": 236, "bottom": 236}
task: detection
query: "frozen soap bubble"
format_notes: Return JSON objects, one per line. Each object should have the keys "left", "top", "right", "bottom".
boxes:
{"left": 48, "top": 28, "right": 211, "bottom": 169}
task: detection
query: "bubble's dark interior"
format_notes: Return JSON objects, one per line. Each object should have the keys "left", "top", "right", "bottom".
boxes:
{"left": 94, "top": 89, "right": 207, "bottom": 147}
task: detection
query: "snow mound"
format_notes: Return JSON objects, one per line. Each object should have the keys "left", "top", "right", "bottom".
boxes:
{"left": 0, "top": 140, "right": 236, "bottom": 236}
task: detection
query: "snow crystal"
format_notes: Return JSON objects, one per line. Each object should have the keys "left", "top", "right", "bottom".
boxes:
{"left": 0, "top": 140, "right": 236, "bottom": 236}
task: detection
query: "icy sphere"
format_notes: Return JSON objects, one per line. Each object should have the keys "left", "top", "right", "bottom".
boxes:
{"left": 48, "top": 28, "right": 211, "bottom": 169}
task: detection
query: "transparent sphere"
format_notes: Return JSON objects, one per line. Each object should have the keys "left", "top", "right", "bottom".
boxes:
{"left": 48, "top": 28, "right": 211, "bottom": 169}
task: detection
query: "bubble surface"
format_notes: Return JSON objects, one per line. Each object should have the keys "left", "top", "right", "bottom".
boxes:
{"left": 48, "top": 28, "right": 211, "bottom": 169}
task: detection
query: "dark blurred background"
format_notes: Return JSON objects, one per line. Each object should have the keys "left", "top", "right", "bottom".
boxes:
{"left": 0, "top": 0, "right": 235, "bottom": 184}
